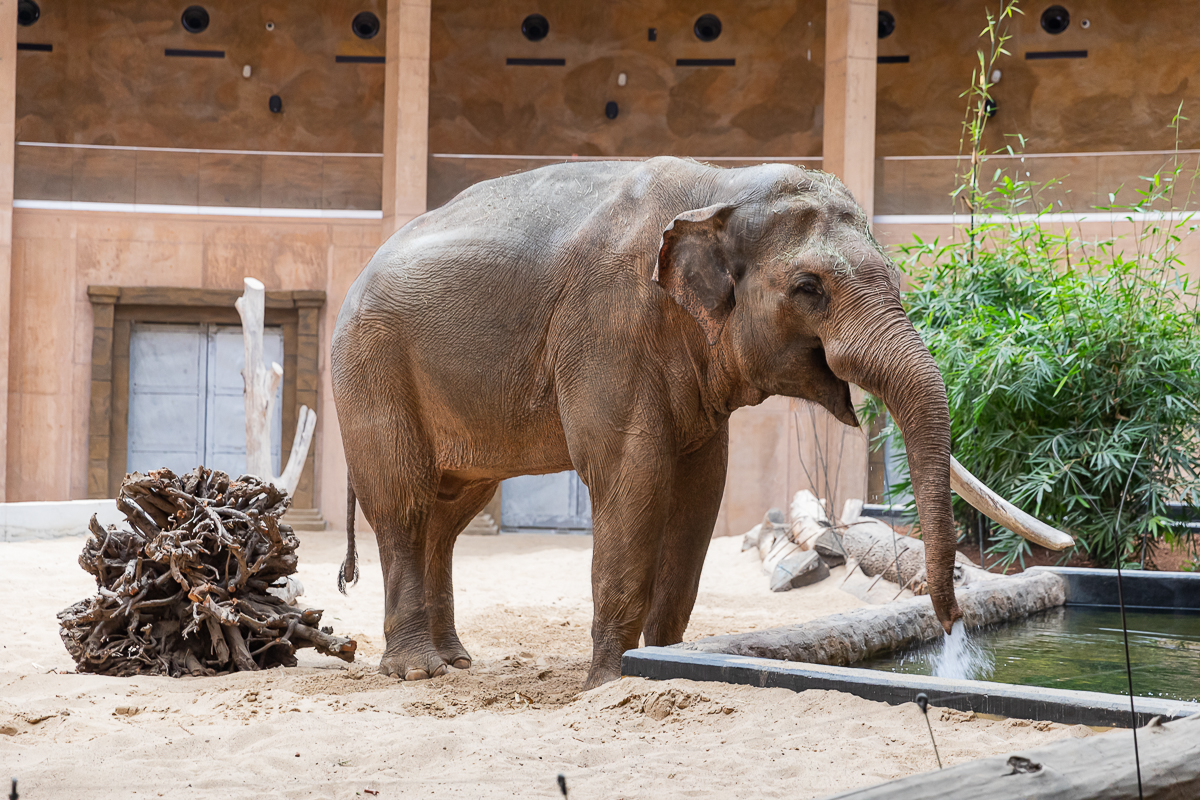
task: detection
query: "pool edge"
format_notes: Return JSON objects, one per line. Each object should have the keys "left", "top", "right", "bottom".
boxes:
{"left": 621, "top": 647, "right": 1200, "bottom": 728}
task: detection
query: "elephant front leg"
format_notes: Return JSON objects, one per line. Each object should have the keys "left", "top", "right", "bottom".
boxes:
{"left": 582, "top": 453, "right": 675, "bottom": 690}
{"left": 644, "top": 424, "right": 728, "bottom": 646}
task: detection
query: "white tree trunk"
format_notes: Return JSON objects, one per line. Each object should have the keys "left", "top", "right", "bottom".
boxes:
{"left": 234, "top": 277, "right": 316, "bottom": 497}
{"left": 786, "top": 490, "right": 994, "bottom": 593}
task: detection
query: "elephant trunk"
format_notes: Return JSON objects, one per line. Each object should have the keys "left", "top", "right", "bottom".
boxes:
{"left": 827, "top": 310, "right": 964, "bottom": 633}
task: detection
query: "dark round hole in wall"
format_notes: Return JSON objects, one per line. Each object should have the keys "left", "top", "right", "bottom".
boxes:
{"left": 181, "top": 5, "right": 209, "bottom": 34}
{"left": 17, "top": 0, "right": 40, "bottom": 27}
{"left": 269, "top": 95, "right": 282, "bottom": 113}
{"left": 1040, "top": 5, "right": 1070, "bottom": 34}
{"left": 984, "top": 98, "right": 997, "bottom": 118}
{"left": 878, "top": 10, "right": 895, "bottom": 39}
{"left": 694, "top": 13, "right": 721, "bottom": 42}
{"left": 521, "top": 13, "right": 549, "bottom": 42}
{"left": 605, "top": 101, "right": 618, "bottom": 120}
{"left": 352, "top": 11, "right": 380, "bottom": 40}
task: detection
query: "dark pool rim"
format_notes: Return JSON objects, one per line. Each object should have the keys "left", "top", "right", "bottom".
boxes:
{"left": 1028, "top": 566, "right": 1200, "bottom": 611}
{"left": 621, "top": 567, "right": 1200, "bottom": 728}
{"left": 621, "top": 647, "right": 1200, "bottom": 728}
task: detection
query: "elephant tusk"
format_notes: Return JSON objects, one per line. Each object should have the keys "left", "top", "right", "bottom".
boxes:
{"left": 950, "top": 457, "right": 1076, "bottom": 551}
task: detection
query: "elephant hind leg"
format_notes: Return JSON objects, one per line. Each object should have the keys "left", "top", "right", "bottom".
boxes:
{"left": 424, "top": 476, "right": 500, "bottom": 670}
{"left": 343, "top": 401, "right": 445, "bottom": 681}
{"left": 643, "top": 424, "right": 728, "bottom": 647}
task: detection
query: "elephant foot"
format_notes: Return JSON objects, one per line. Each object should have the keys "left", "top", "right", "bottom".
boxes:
{"left": 378, "top": 650, "right": 448, "bottom": 681}
{"left": 582, "top": 665, "right": 623, "bottom": 691}
{"left": 433, "top": 638, "right": 472, "bottom": 671}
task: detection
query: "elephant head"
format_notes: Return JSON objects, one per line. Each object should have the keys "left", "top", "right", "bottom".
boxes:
{"left": 653, "top": 167, "right": 1072, "bottom": 632}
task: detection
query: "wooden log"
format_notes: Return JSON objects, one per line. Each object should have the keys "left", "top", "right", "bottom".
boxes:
{"left": 205, "top": 615, "right": 231, "bottom": 665}
{"left": 821, "top": 712, "right": 1200, "bottom": 799}
{"left": 679, "top": 570, "right": 1065, "bottom": 665}
{"left": 223, "top": 624, "right": 258, "bottom": 672}
{"left": 58, "top": 466, "right": 356, "bottom": 676}
{"left": 234, "top": 277, "right": 280, "bottom": 482}
{"left": 235, "top": 277, "right": 316, "bottom": 496}
{"left": 790, "top": 492, "right": 851, "bottom": 565}
{"left": 787, "top": 490, "right": 991, "bottom": 594}
{"left": 951, "top": 456, "right": 1075, "bottom": 551}
{"left": 276, "top": 405, "right": 316, "bottom": 496}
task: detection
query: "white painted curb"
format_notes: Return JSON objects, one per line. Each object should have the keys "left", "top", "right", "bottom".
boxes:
{"left": 0, "top": 499, "right": 124, "bottom": 542}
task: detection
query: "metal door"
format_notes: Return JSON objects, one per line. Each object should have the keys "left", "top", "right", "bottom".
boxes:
{"left": 204, "top": 325, "right": 283, "bottom": 477}
{"left": 501, "top": 471, "right": 592, "bottom": 532}
{"left": 127, "top": 322, "right": 283, "bottom": 478}
{"left": 127, "top": 323, "right": 207, "bottom": 475}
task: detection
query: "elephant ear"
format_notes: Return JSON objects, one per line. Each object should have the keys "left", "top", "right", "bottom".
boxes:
{"left": 652, "top": 204, "right": 737, "bottom": 346}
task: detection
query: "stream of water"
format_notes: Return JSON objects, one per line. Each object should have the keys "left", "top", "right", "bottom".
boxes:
{"left": 930, "top": 619, "right": 993, "bottom": 680}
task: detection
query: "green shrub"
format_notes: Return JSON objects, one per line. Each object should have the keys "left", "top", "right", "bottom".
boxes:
{"left": 887, "top": 178, "right": 1200, "bottom": 569}
{"left": 870, "top": 0, "right": 1200, "bottom": 568}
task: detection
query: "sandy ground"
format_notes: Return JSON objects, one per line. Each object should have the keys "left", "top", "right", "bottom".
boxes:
{"left": 1, "top": 530, "right": 1100, "bottom": 798}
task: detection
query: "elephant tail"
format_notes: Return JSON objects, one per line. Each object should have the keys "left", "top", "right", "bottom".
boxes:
{"left": 338, "top": 475, "right": 360, "bottom": 594}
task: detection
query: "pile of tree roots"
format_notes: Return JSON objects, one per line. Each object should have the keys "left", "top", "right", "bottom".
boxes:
{"left": 59, "top": 467, "right": 356, "bottom": 676}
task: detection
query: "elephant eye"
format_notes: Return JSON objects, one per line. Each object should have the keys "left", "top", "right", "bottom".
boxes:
{"left": 792, "top": 274, "right": 823, "bottom": 297}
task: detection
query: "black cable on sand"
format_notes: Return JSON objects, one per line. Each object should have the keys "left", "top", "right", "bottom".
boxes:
{"left": 915, "top": 693, "right": 942, "bottom": 769}
{"left": 1114, "top": 440, "right": 1148, "bottom": 800}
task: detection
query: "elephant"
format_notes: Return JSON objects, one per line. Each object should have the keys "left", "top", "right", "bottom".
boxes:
{"left": 331, "top": 156, "right": 1072, "bottom": 689}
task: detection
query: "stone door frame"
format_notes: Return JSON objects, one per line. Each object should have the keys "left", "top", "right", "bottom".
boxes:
{"left": 86, "top": 285, "right": 325, "bottom": 508}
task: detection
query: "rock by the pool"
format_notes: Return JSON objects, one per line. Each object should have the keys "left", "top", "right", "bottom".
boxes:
{"left": 770, "top": 549, "right": 830, "bottom": 592}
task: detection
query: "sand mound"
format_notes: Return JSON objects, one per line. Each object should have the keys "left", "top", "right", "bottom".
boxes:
{"left": 0, "top": 530, "right": 1096, "bottom": 798}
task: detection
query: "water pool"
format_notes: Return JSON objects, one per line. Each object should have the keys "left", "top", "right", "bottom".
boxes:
{"left": 861, "top": 606, "right": 1200, "bottom": 702}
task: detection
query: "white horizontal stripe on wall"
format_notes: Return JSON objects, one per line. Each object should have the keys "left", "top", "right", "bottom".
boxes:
{"left": 874, "top": 211, "right": 1199, "bottom": 225}
{"left": 16, "top": 141, "right": 383, "bottom": 158}
{"left": 16, "top": 203, "right": 1186, "bottom": 225}
{"left": 13, "top": 199, "right": 383, "bottom": 219}
{"left": 881, "top": 149, "right": 1200, "bottom": 161}
{"left": 20, "top": 142, "right": 1192, "bottom": 162}
{"left": 430, "top": 153, "right": 823, "bottom": 162}
{"left": 433, "top": 150, "right": 1190, "bottom": 163}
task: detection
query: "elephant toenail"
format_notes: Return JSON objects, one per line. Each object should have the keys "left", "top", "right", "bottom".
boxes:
{"left": 452, "top": 658, "right": 471, "bottom": 670}
{"left": 405, "top": 668, "right": 430, "bottom": 681}
{"left": 431, "top": 664, "right": 448, "bottom": 678}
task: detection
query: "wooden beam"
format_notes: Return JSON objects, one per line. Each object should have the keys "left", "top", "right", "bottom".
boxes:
{"left": 381, "top": 0, "right": 431, "bottom": 238}
{"left": 86, "top": 288, "right": 119, "bottom": 499}
{"left": 823, "top": 713, "right": 1200, "bottom": 799}
{"left": 801, "top": 0, "right": 878, "bottom": 518}
{"left": 823, "top": 0, "right": 878, "bottom": 216}
{"left": 104, "top": 286, "right": 318, "bottom": 309}
{"left": 292, "top": 298, "right": 322, "bottom": 507}
{"left": 0, "top": 0, "right": 16, "bottom": 501}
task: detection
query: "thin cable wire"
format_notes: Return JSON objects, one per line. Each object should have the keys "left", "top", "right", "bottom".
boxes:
{"left": 1114, "top": 439, "right": 1149, "bottom": 800}
{"left": 915, "top": 693, "right": 943, "bottom": 769}
{"left": 978, "top": 514, "right": 987, "bottom": 570}
{"left": 792, "top": 408, "right": 854, "bottom": 570}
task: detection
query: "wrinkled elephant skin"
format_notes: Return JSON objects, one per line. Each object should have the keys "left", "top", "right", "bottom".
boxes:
{"left": 332, "top": 158, "right": 963, "bottom": 689}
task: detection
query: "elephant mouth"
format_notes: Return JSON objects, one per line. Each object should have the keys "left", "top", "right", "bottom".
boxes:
{"left": 786, "top": 346, "right": 859, "bottom": 427}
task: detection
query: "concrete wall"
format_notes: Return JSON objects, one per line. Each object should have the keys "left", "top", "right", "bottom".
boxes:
{"left": 7, "top": 0, "right": 1200, "bottom": 540}
{"left": 6, "top": 207, "right": 378, "bottom": 504}
{"left": 16, "top": 0, "right": 385, "bottom": 152}
{"left": 876, "top": 0, "right": 1200, "bottom": 157}
{"left": 427, "top": 0, "right": 825, "bottom": 207}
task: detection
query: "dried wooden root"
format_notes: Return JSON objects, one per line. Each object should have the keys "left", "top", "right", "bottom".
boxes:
{"left": 58, "top": 466, "right": 356, "bottom": 676}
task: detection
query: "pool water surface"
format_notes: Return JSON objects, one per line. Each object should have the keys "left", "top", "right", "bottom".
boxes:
{"left": 861, "top": 606, "right": 1200, "bottom": 702}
